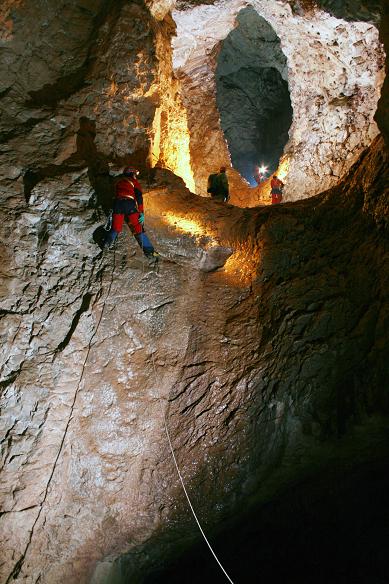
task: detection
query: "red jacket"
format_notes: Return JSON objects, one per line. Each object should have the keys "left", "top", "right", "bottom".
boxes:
{"left": 132, "top": 177, "right": 142, "bottom": 194}
{"left": 115, "top": 176, "right": 144, "bottom": 213}
{"left": 271, "top": 177, "right": 284, "bottom": 191}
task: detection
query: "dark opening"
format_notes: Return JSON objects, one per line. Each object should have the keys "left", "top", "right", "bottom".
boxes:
{"left": 141, "top": 458, "right": 389, "bottom": 583}
{"left": 216, "top": 8, "right": 293, "bottom": 186}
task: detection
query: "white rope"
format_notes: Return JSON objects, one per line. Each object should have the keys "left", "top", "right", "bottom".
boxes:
{"left": 138, "top": 215, "right": 234, "bottom": 582}
{"left": 149, "top": 350, "right": 235, "bottom": 584}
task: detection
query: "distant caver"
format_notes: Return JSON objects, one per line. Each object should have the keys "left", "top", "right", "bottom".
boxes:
{"left": 207, "top": 167, "right": 230, "bottom": 202}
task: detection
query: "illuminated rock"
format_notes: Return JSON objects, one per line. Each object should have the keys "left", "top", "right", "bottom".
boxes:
{"left": 172, "top": 0, "right": 385, "bottom": 203}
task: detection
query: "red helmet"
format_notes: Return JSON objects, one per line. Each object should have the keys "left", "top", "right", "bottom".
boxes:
{"left": 123, "top": 166, "right": 139, "bottom": 176}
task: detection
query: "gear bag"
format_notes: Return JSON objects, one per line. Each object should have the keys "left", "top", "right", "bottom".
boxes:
{"left": 207, "top": 173, "right": 219, "bottom": 195}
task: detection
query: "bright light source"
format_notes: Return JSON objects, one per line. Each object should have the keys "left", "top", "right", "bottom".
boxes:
{"left": 259, "top": 166, "right": 268, "bottom": 174}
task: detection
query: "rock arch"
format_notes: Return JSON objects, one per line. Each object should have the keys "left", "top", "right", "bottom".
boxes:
{"left": 215, "top": 6, "right": 293, "bottom": 185}
{"left": 171, "top": 0, "right": 385, "bottom": 204}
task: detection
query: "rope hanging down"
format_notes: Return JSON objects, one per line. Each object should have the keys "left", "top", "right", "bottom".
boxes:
{"left": 149, "top": 351, "right": 235, "bottom": 584}
{"left": 138, "top": 221, "right": 234, "bottom": 583}
{"left": 5, "top": 253, "right": 117, "bottom": 583}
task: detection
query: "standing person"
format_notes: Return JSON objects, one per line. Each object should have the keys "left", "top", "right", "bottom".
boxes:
{"left": 207, "top": 167, "right": 230, "bottom": 202}
{"left": 270, "top": 175, "right": 284, "bottom": 204}
{"left": 254, "top": 165, "right": 267, "bottom": 185}
{"left": 103, "top": 166, "right": 159, "bottom": 263}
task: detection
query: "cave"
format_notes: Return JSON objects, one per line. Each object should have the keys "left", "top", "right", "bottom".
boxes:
{"left": 215, "top": 7, "right": 293, "bottom": 185}
{"left": 0, "top": 1, "right": 388, "bottom": 584}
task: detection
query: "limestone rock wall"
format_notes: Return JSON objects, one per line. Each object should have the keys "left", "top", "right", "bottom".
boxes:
{"left": 0, "top": 0, "right": 187, "bottom": 185}
{"left": 0, "top": 142, "right": 387, "bottom": 583}
{"left": 102, "top": 135, "right": 389, "bottom": 583}
{"left": 149, "top": 16, "right": 196, "bottom": 192}
{"left": 0, "top": 2, "right": 190, "bottom": 581}
{"left": 375, "top": 1, "right": 389, "bottom": 146}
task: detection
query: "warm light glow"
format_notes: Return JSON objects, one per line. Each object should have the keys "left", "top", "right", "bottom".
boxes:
{"left": 223, "top": 241, "right": 259, "bottom": 285}
{"left": 150, "top": 104, "right": 196, "bottom": 193}
{"left": 163, "top": 213, "right": 206, "bottom": 236}
{"left": 163, "top": 214, "right": 257, "bottom": 286}
{"left": 151, "top": 107, "right": 162, "bottom": 168}
{"left": 167, "top": 125, "right": 196, "bottom": 193}
{"left": 275, "top": 155, "right": 290, "bottom": 181}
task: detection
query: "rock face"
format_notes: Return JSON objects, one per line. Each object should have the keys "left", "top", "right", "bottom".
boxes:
{"left": 0, "top": 0, "right": 388, "bottom": 583}
{"left": 0, "top": 149, "right": 388, "bottom": 583}
{"left": 0, "top": 0, "right": 196, "bottom": 195}
{"left": 374, "top": 1, "right": 389, "bottom": 146}
{"left": 102, "top": 135, "right": 389, "bottom": 583}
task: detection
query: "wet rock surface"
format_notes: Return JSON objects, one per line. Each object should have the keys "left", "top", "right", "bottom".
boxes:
{"left": 102, "top": 134, "right": 389, "bottom": 583}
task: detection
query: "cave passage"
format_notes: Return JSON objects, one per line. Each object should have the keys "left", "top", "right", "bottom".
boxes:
{"left": 216, "top": 7, "right": 293, "bottom": 185}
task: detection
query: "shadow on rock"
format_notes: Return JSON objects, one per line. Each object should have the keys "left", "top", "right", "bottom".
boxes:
{"left": 93, "top": 225, "right": 108, "bottom": 250}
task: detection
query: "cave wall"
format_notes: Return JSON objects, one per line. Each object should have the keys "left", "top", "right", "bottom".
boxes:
{"left": 0, "top": 0, "right": 388, "bottom": 583}
{"left": 0, "top": 2, "right": 188, "bottom": 581}
{"left": 373, "top": 0, "right": 389, "bottom": 146}
{"left": 1, "top": 1, "right": 154, "bottom": 172}
{"left": 312, "top": 0, "right": 389, "bottom": 148}
{"left": 0, "top": 0, "right": 195, "bottom": 198}
{"left": 172, "top": 0, "right": 385, "bottom": 204}
{"left": 150, "top": 15, "right": 196, "bottom": 191}
{"left": 100, "top": 134, "right": 389, "bottom": 584}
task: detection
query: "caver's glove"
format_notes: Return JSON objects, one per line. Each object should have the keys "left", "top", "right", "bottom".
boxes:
{"left": 138, "top": 212, "right": 145, "bottom": 225}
